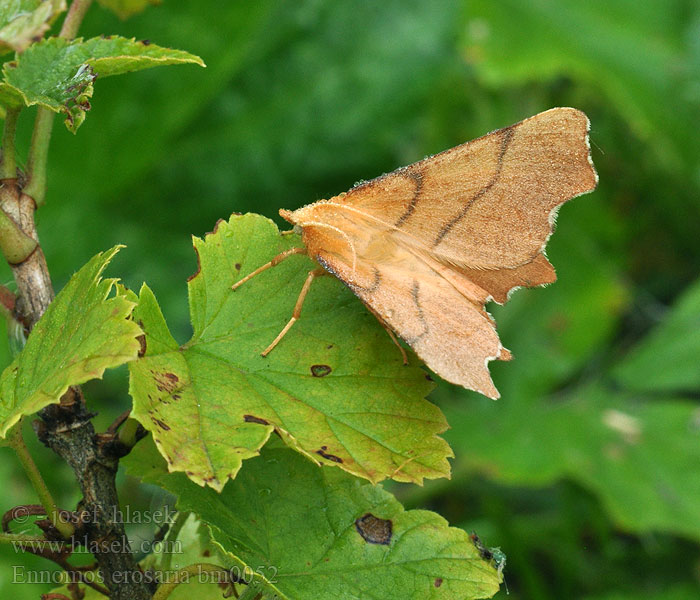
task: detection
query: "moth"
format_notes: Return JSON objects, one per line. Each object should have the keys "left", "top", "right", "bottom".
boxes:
{"left": 233, "top": 107, "right": 598, "bottom": 398}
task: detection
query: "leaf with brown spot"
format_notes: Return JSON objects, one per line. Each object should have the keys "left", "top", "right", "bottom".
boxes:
{"left": 124, "top": 437, "right": 503, "bottom": 599}
{"left": 128, "top": 214, "right": 450, "bottom": 490}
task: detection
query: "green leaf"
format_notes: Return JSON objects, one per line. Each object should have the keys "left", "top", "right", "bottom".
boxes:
{"left": 445, "top": 383, "right": 700, "bottom": 539}
{"left": 97, "top": 0, "right": 161, "bottom": 20}
{"left": 613, "top": 277, "right": 700, "bottom": 393}
{"left": 125, "top": 436, "right": 503, "bottom": 600}
{"left": 128, "top": 213, "right": 450, "bottom": 490}
{"left": 0, "top": 246, "right": 141, "bottom": 437}
{"left": 0, "top": 0, "right": 65, "bottom": 54}
{"left": 0, "top": 35, "right": 204, "bottom": 129}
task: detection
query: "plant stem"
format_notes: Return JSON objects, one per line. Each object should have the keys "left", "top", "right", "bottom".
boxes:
{"left": 0, "top": 532, "right": 47, "bottom": 544}
{"left": 7, "top": 426, "right": 75, "bottom": 539}
{"left": 151, "top": 563, "right": 233, "bottom": 600}
{"left": 60, "top": 0, "right": 95, "bottom": 39}
{"left": 23, "top": 107, "right": 54, "bottom": 206}
{"left": 1, "top": 106, "right": 20, "bottom": 179}
{"left": 24, "top": 0, "right": 95, "bottom": 206}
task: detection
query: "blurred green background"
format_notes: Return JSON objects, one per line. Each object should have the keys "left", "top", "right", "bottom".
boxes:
{"left": 1, "top": 0, "right": 700, "bottom": 598}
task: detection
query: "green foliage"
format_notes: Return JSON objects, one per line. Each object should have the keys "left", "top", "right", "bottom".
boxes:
{"left": 0, "top": 0, "right": 65, "bottom": 53}
{"left": 97, "top": 0, "right": 160, "bottom": 21}
{"left": 0, "top": 35, "right": 203, "bottom": 130}
{"left": 0, "top": 246, "right": 140, "bottom": 437}
{"left": 124, "top": 436, "right": 502, "bottom": 600}
{"left": 1, "top": 0, "right": 699, "bottom": 598}
{"left": 128, "top": 213, "right": 449, "bottom": 490}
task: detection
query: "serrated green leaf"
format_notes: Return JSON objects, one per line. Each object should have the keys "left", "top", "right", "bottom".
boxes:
{"left": 613, "top": 277, "right": 700, "bottom": 392}
{"left": 97, "top": 0, "right": 161, "bottom": 20}
{"left": 0, "top": 246, "right": 141, "bottom": 437}
{"left": 0, "top": 0, "right": 65, "bottom": 54}
{"left": 128, "top": 213, "right": 450, "bottom": 490}
{"left": 124, "top": 436, "right": 503, "bottom": 600}
{"left": 0, "top": 35, "right": 204, "bottom": 129}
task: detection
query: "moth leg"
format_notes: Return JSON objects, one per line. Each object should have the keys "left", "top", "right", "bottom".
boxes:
{"left": 261, "top": 268, "right": 326, "bottom": 357}
{"left": 232, "top": 247, "right": 306, "bottom": 291}
{"left": 363, "top": 304, "right": 409, "bottom": 366}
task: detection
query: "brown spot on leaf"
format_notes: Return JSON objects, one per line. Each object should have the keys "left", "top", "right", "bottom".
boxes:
{"left": 172, "top": 394, "right": 181, "bottom": 401}
{"left": 355, "top": 513, "right": 392, "bottom": 545}
{"left": 235, "top": 263, "right": 241, "bottom": 270}
{"left": 187, "top": 245, "right": 202, "bottom": 282}
{"left": 151, "top": 371, "right": 180, "bottom": 394}
{"left": 137, "top": 334, "right": 147, "bottom": 357}
{"left": 316, "top": 447, "right": 342, "bottom": 463}
{"left": 151, "top": 417, "right": 170, "bottom": 431}
{"left": 202, "top": 549, "right": 211, "bottom": 557}
{"left": 434, "top": 578, "right": 443, "bottom": 588}
{"left": 326, "top": 344, "right": 333, "bottom": 349}
{"left": 140, "top": 39, "right": 151, "bottom": 45}
{"left": 311, "top": 364, "right": 332, "bottom": 377}
{"left": 244, "top": 415, "right": 269, "bottom": 425}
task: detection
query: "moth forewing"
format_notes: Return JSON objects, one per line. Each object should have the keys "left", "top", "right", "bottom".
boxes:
{"left": 243, "top": 107, "right": 597, "bottom": 398}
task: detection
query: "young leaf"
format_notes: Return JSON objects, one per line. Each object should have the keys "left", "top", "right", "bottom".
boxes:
{"left": 0, "top": 0, "right": 66, "bottom": 54}
{"left": 128, "top": 213, "right": 451, "bottom": 490}
{"left": 125, "top": 437, "right": 504, "bottom": 600}
{"left": 0, "top": 36, "right": 204, "bottom": 130}
{"left": 97, "top": 0, "right": 161, "bottom": 20}
{"left": 0, "top": 246, "right": 141, "bottom": 437}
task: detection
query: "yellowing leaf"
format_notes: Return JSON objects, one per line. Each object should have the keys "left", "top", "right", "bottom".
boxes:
{"left": 128, "top": 213, "right": 451, "bottom": 490}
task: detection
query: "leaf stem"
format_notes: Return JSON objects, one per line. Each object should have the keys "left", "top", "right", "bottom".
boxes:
{"left": 23, "top": 107, "right": 54, "bottom": 207}
{"left": 152, "top": 562, "right": 234, "bottom": 600}
{"left": 1, "top": 106, "right": 20, "bottom": 179}
{"left": 0, "top": 532, "right": 47, "bottom": 544}
{"left": 7, "top": 426, "right": 75, "bottom": 539}
{"left": 60, "top": 0, "right": 95, "bottom": 40}
{"left": 24, "top": 0, "right": 95, "bottom": 205}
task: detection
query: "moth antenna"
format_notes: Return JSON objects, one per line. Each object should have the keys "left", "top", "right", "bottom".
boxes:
{"left": 299, "top": 220, "right": 357, "bottom": 274}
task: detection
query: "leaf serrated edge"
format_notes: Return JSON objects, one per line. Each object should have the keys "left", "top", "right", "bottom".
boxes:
{"left": 0, "top": 246, "right": 141, "bottom": 437}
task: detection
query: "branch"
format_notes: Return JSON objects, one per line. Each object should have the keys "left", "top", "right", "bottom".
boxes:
{"left": 36, "top": 390, "right": 153, "bottom": 600}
